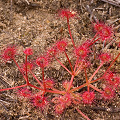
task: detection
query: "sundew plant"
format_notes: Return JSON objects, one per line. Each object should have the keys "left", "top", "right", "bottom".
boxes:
{"left": 0, "top": 9, "right": 120, "bottom": 120}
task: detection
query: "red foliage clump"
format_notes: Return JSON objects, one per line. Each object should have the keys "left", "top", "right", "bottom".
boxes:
{"left": 1, "top": 45, "right": 16, "bottom": 61}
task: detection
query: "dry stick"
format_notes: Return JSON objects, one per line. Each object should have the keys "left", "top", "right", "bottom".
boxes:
{"left": 0, "top": 76, "right": 11, "bottom": 88}
{"left": 101, "top": 0, "right": 120, "bottom": 7}
{"left": 0, "top": 57, "right": 29, "bottom": 92}
{"left": 10, "top": 0, "right": 12, "bottom": 11}
{"left": 102, "top": 38, "right": 116, "bottom": 52}
{"left": 89, "top": 106, "right": 120, "bottom": 113}
{"left": 86, "top": 5, "right": 98, "bottom": 22}
{"left": 9, "top": 0, "right": 13, "bottom": 22}
{"left": 25, "top": 0, "right": 30, "bottom": 5}
{"left": 0, "top": 102, "right": 8, "bottom": 111}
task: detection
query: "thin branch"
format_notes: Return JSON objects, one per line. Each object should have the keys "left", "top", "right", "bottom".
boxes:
{"left": 101, "top": 0, "right": 120, "bottom": 7}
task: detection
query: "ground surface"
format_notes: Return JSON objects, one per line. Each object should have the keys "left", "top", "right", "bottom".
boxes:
{"left": 0, "top": 0, "right": 120, "bottom": 120}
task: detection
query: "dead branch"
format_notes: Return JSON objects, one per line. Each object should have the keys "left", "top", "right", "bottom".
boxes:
{"left": 101, "top": 0, "right": 120, "bottom": 7}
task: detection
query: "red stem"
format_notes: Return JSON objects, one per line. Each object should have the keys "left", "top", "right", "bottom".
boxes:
{"left": 76, "top": 108, "right": 91, "bottom": 120}
{"left": 89, "top": 84, "right": 103, "bottom": 93}
{"left": 75, "top": 61, "right": 83, "bottom": 76}
{"left": 90, "top": 76, "right": 103, "bottom": 84}
{"left": 64, "top": 50, "right": 73, "bottom": 73}
{"left": 67, "top": 16, "right": 76, "bottom": 48}
{"left": 90, "top": 53, "right": 120, "bottom": 84}
{"left": 25, "top": 55, "right": 29, "bottom": 85}
{"left": 42, "top": 68, "right": 46, "bottom": 92}
{"left": 29, "top": 83, "right": 44, "bottom": 90}
{"left": 0, "top": 84, "right": 27, "bottom": 91}
{"left": 84, "top": 68, "right": 89, "bottom": 92}
{"left": 70, "top": 83, "right": 87, "bottom": 93}
{"left": 12, "top": 58, "right": 28, "bottom": 84}
{"left": 74, "top": 56, "right": 79, "bottom": 72}
{"left": 88, "top": 37, "right": 100, "bottom": 47}
{"left": 91, "top": 32, "right": 98, "bottom": 43}
{"left": 28, "top": 83, "right": 65, "bottom": 94}
{"left": 46, "top": 89, "right": 66, "bottom": 94}
{"left": 67, "top": 75, "right": 75, "bottom": 91}
{"left": 29, "top": 70, "right": 44, "bottom": 88}
{"left": 70, "top": 53, "right": 120, "bottom": 93}
{"left": 56, "top": 57, "right": 72, "bottom": 75}
{"left": 88, "top": 61, "right": 104, "bottom": 82}
{"left": 103, "top": 52, "right": 120, "bottom": 75}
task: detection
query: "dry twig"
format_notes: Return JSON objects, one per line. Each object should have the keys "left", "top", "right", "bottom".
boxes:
{"left": 101, "top": 0, "right": 120, "bottom": 7}
{"left": 91, "top": 106, "right": 120, "bottom": 113}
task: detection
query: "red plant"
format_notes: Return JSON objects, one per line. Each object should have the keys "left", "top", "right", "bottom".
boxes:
{"left": 17, "top": 87, "right": 32, "bottom": 98}
{"left": 56, "top": 40, "right": 68, "bottom": 52}
{"left": 22, "top": 62, "right": 34, "bottom": 72}
{"left": 105, "top": 76, "right": 120, "bottom": 88}
{"left": 45, "top": 79, "right": 54, "bottom": 89}
{"left": 0, "top": 8, "right": 120, "bottom": 120}
{"left": 103, "top": 71, "right": 114, "bottom": 80}
{"left": 63, "top": 80, "right": 73, "bottom": 90}
{"left": 58, "top": 9, "right": 76, "bottom": 48}
{"left": 46, "top": 46, "right": 57, "bottom": 59}
{"left": 55, "top": 103, "right": 65, "bottom": 114}
{"left": 71, "top": 93, "right": 82, "bottom": 105}
{"left": 94, "top": 22, "right": 105, "bottom": 33}
{"left": 89, "top": 21, "right": 114, "bottom": 47}
{"left": 58, "top": 9, "right": 77, "bottom": 19}
{"left": 101, "top": 86, "right": 115, "bottom": 100}
{"left": 52, "top": 94, "right": 72, "bottom": 114}
{"left": 99, "top": 53, "right": 111, "bottom": 62}
{"left": 100, "top": 26, "right": 113, "bottom": 41}
{"left": 32, "top": 95, "right": 48, "bottom": 109}
{"left": 93, "top": 22, "right": 113, "bottom": 40}
{"left": 74, "top": 45, "right": 89, "bottom": 58}
{"left": 23, "top": 48, "right": 33, "bottom": 56}
{"left": 36, "top": 56, "right": 49, "bottom": 68}
{"left": 82, "top": 91, "right": 95, "bottom": 104}
{"left": 1, "top": 45, "right": 16, "bottom": 61}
